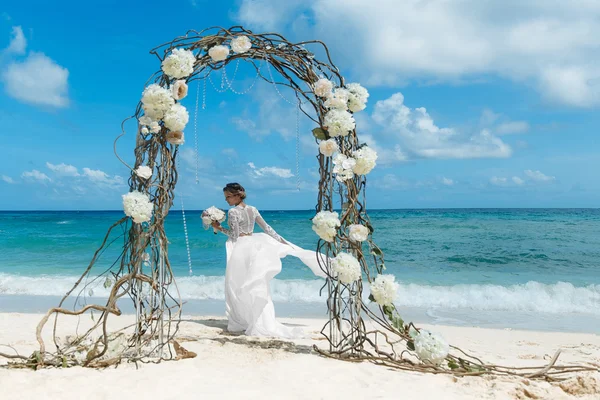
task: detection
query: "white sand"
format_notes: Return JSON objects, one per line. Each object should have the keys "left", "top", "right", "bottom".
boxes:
{"left": 0, "top": 313, "right": 599, "bottom": 400}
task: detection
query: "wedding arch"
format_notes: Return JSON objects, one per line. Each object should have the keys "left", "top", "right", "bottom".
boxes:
{"left": 3, "top": 26, "right": 595, "bottom": 380}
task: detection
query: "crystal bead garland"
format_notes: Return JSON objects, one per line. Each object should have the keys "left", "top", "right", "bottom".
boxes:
{"left": 193, "top": 79, "right": 201, "bottom": 184}
{"left": 296, "top": 104, "right": 301, "bottom": 191}
{"left": 176, "top": 157, "right": 193, "bottom": 276}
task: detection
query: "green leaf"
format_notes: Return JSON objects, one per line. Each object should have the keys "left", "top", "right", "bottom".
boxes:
{"left": 448, "top": 360, "right": 459, "bottom": 370}
{"left": 371, "top": 246, "right": 383, "bottom": 256}
{"left": 368, "top": 293, "right": 375, "bottom": 302}
{"left": 103, "top": 277, "right": 113, "bottom": 289}
{"left": 366, "top": 223, "right": 374, "bottom": 233}
{"left": 407, "top": 340, "right": 415, "bottom": 351}
{"left": 312, "top": 127, "right": 328, "bottom": 140}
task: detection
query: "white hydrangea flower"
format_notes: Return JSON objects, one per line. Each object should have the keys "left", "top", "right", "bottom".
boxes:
{"left": 352, "top": 146, "right": 378, "bottom": 175}
{"left": 313, "top": 78, "right": 333, "bottom": 98}
{"left": 324, "top": 88, "right": 350, "bottom": 110}
{"left": 312, "top": 210, "right": 341, "bottom": 242}
{"left": 135, "top": 166, "right": 153, "bottom": 180}
{"left": 163, "top": 104, "right": 189, "bottom": 132}
{"left": 348, "top": 224, "right": 369, "bottom": 242}
{"left": 332, "top": 154, "right": 356, "bottom": 182}
{"left": 413, "top": 330, "right": 450, "bottom": 365}
{"left": 161, "top": 48, "right": 196, "bottom": 79}
{"left": 149, "top": 121, "right": 161, "bottom": 134}
{"left": 319, "top": 139, "right": 338, "bottom": 157}
{"left": 209, "top": 45, "right": 230, "bottom": 62}
{"left": 122, "top": 190, "right": 153, "bottom": 223}
{"left": 331, "top": 253, "right": 362, "bottom": 284}
{"left": 139, "top": 115, "right": 154, "bottom": 126}
{"left": 231, "top": 36, "right": 252, "bottom": 53}
{"left": 171, "top": 80, "right": 188, "bottom": 100}
{"left": 141, "top": 127, "right": 149, "bottom": 134}
{"left": 141, "top": 84, "right": 175, "bottom": 120}
{"left": 347, "top": 82, "right": 369, "bottom": 112}
{"left": 369, "top": 274, "right": 398, "bottom": 306}
{"left": 324, "top": 109, "right": 355, "bottom": 137}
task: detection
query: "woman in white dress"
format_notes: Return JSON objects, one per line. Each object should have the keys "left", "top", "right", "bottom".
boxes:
{"left": 206, "top": 183, "right": 327, "bottom": 338}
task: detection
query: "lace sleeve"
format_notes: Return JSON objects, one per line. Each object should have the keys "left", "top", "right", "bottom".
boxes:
{"left": 254, "top": 208, "right": 283, "bottom": 242}
{"left": 220, "top": 209, "right": 240, "bottom": 242}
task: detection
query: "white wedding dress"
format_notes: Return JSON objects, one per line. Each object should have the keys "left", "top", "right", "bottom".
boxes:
{"left": 216, "top": 204, "right": 327, "bottom": 338}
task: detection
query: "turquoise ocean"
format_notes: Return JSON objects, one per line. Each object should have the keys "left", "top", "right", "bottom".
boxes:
{"left": 1, "top": 209, "right": 599, "bottom": 332}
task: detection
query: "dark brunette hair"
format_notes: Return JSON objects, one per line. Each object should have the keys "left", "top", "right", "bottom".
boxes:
{"left": 223, "top": 182, "right": 246, "bottom": 200}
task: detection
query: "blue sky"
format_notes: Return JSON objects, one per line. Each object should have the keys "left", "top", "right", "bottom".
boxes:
{"left": 1, "top": 0, "right": 599, "bottom": 210}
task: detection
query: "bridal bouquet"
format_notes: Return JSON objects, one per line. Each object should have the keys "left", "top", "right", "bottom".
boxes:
{"left": 202, "top": 206, "right": 226, "bottom": 233}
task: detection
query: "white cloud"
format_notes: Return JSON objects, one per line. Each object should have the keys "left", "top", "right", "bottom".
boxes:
{"left": 2, "top": 52, "right": 69, "bottom": 108}
{"left": 248, "top": 162, "right": 294, "bottom": 178}
{"left": 1, "top": 175, "right": 14, "bottom": 184}
{"left": 235, "top": 0, "right": 600, "bottom": 107}
{"left": 512, "top": 176, "right": 525, "bottom": 185}
{"left": 5, "top": 26, "right": 26, "bottom": 55}
{"left": 490, "top": 176, "right": 508, "bottom": 186}
{"left": 441, "top": 177, "right": 455, "bottom": 186}
{"left": 525, "top": 169, "right": 556, "bottom": 182}
{"left": 22, "top": 169, "right": 51, "bottom": 182}
{"left": 496, "top": 121, "right": 530, "bottom": 135}
{"left": 46, "top": 162, "right": 79, "bottom": 176}
{"left": 82, "top": 168, "right": 124, "bottom": 187}
{"left": 222, "top": 148, "right": 238, "bottom": 158}
{"left": 372, "top": 93, "right": 511, "bottom": 159}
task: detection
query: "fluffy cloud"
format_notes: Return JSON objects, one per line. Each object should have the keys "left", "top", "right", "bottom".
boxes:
{"left": 235, "top": 0, "right": 600, "bottom": 107}
{"left": 46, "top": 162, "right": 79, "bottom": 176}
{"left": 372, "top": 93, "right": 511, "bottom": 159}
{"left": 1, "top": 175, "right": 15, "bottom": 184}
{"left": 22, "top": 169, "right": 51, "bottom": 183}
{"left": 248, "top": 162, "right": 294, "bottom": 178}
{"left": 2, "top": 27, "right": 70, "bottom": 108}
{"left": 4, "top": 26, "right": 26, "bottom": 55}
{"left": 525, "top": 169, "right": 556, "bottom": 182}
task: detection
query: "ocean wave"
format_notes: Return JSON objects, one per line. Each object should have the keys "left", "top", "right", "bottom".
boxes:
{"left": 0, "top": 273, "right": 598, "bottom": 314}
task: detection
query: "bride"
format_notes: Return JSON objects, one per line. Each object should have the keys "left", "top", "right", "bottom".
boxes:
{"left": 205, "top": 183, "right": 327, "bottom": 338}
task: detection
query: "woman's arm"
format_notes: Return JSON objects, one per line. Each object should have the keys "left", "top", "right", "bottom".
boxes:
{"left": 255, "top": 210, "right": 285, "bottom": 243}
{"left": 215, "top": 209, "right": 240, "bottom": 241}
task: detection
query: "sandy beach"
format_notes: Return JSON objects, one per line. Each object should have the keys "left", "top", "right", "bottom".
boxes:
{"left": 0, "top": 312, "right": 598, "bottom": 400}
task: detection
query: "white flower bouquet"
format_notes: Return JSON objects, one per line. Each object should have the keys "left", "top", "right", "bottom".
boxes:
{"left": 202, "top": 206, "right": 226, "bottom": 234}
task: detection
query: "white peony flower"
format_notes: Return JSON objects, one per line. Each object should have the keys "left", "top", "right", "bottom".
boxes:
{"left": 313, "top": 78, "right": 333, "bottom": 98}
{"left": 332, "top": 154, "right": 356, "bottom": 182}
{"left": 369, "top": 274, "right": 398, "bottom": 306}
{"left": 171, "top": 80, "right": 188, "bottom": 100}
{"left": 122, "top": 190, "right": 153, "bottom": 223}
{"left": 161, "top": 48, "right": 196, "bottom": 79}
{"left": 324, "top": 88, "right": 350, "bottom": 110}
{"left": 319, "top": 139, "right": 338, "bottom": 157}
{"left": 209, "top": 45, "right": 230, "bottom": 62}
{"left": 347, "top": 82, "right": 369, "bottom": 112}
{"left": 166, "top": 131, "right": 185, "bottom": 145}
{"left": 324, "top": 109, "right": 355, "bottom": 137}
{"left": 348, "top": 224, "right": 369, "bottom": 242}
{"left": 413, "top": 330, "right": 450, "bottom": 365}
{"left": 135, "top": 166, "right": 153, "bottom": 180}
{"left": 230, "top": 36, "right": 252, "bottom": 54}
{"left": 141, "top": 127, "right": 149, "bottom": 134}
{"left": 141, "top": 84, "right": 175, "bottom": 120}
{"left": 331, "top": 253, "right": 362, "bottom": 284}
{"left": 312, "top": 210, "right": 341, "bottom": 242}
{"left": 149, "top": 121, "right": 161, "bottom": 134}
{"left": 352, "top": 146, "right": 378, "bottom": 175}
{"left": 163, "top": 104, "right": 189, "bottom": 132}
